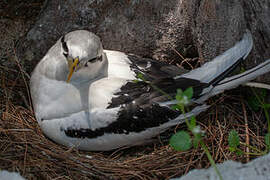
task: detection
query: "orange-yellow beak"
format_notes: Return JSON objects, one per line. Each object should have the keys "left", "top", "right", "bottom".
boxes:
{"left": 66, "top": 57, "right": 79, "bottom": 83}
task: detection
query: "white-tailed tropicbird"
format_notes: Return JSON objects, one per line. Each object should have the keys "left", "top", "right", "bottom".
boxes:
{"left": 30, "top": 30, "right": 270, "bottom": 151}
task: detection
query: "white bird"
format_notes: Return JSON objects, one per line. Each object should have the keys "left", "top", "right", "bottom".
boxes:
{"left": 30, "top": 30, "right": 270, "bottom": 151}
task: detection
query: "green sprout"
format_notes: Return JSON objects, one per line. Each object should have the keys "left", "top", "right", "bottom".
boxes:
{"left": 229, "top": 87, "right": 270, "bottom": 156}
{"left": 169, "top": 87, "right": 223, "bottom": 180}
{"left": 136, "top": 73, "right": 223, "bottom": 180}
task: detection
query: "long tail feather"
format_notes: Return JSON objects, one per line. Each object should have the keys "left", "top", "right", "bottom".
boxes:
{"left": 175, "top": 30, "right": 253, "bottom": 84}
{"left": 196, "top": 59, "right": 270, "bottom": 103}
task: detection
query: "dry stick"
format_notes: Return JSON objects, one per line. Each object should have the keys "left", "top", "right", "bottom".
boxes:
{"left": 241, "top": 99, "right": 250, "bottom": 161}
{"left": 214, "top": 107, "right": 220, "bottom": 161}
{"left": 2, "top": 69, "right": 20, "bottom": 114}
{"left": 0, "top": 65, "right": 18, "bottom": 73}
{"left": 172, "top": 47, "right": 185, "bottom": 61}
{"left": 180, "top": 58, "right": 194, "bottom": 70}
{"left": 16, "top": 108, "right": 28, "bottom": 175}
{"left": 184, "top": 148, "right": 196, "bottom": 174}
{"left": 237, "top": 124, "right": 264, "bottom": 146}
{"left": 12, "top": 48, "right": 32, "bottom": 110}
{"left": 108, "top": 146, "right": 129, "bottom": 159}
{"left": 216, "top": 118, "right": 224, "bottom": 161}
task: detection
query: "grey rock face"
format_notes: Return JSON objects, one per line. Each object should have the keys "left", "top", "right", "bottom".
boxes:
{"left": 18, "top": 0, "right": 188, "bottom": 65}
{"left": 172, "top": 153, "right": 270, "bottom": 180}
{"left": 17, "top": 0, "right": 270, "bottom": 82}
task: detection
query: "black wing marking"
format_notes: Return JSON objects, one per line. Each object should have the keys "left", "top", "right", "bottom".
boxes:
{"left": 63, "top": 78, "right": 206, "bottom": 139}
{"left": 107, "top": 77, "right": 208, "bottom": 109}
{"left": 63, "top": 54, "right": 246, "bottom": 139}
{"left": 64, "top": 55, "right": 209, "bottom": 139}
{"left": 127, "top": 54, "right": 188, "bottom": 79}
{"left": 108, "top": 55, "right": 209, "bottom": 109}
{"left": 64, "top": 104, "right": 179, "bottom": 139}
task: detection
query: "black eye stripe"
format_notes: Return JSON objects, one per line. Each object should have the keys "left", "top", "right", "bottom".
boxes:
{"left": 63, "top": 52, "right": 68, "bottom": 58}
{"left": 61, "top": 36, "right": 69, "bottom": 57}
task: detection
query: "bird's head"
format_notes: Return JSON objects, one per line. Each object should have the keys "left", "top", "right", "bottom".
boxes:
{"left": 60, "top": 30, "right": 105, "bottom": 83}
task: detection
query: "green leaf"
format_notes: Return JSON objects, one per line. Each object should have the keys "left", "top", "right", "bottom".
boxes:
{"left": 193, "top": 133, "right": 201, "bottom": 148}
{"left": 236, "top": 150, "right": 244, "bottom": 156}
{"left": 175, "top": 94, "right": 182, "bottom": 102}
{"left": 137, "top": 73, "right": 144, "bottom": 80}
{"left": 176, "top": 89, "right": 183, "bottom": 96}
{"left": 261, "top": 89, "right": 267, "bottom": 98}
{"left": 263, "top": 104, "right": 270, "bottom": 109}
{"left": 172, "top": 105, "right": 180, "bottom": 111}
{"left": 228, "top": 130, "right": 240, "bottom": 149}
{"left": 248, "top": 88, "right": 267, "bottom": 111}
{"left": 247, "top": 95, "right": 261, "bottom": 111}
{"left": 240, "top": 67, "right": 246, "bottom": 73}
{"left": 172, "top": 104, "right": 184, "bottom": 111}
{"left": 228, "top": 147, "right": 236, "bottom": 152}
{"left": 175, "top": 89, "right": 183, "bottom": 102}
{"left": 190, "top": 116, "right": 196, "bottom": 129}
{"left": 133, "top": 79, "right": 140, "bottom": 83}
{"left": 170, "top": 131, "right": 192, "bottom": 151}
{"left": 265, "top": 133, "right": 270, "bottom": 150}
{"left": 183, "top": 87, "right": 193, "bottom": 100}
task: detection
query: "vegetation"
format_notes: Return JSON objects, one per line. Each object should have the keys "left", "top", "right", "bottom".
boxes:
{"left": 169, "top": 87, "right": 223, "bottom": 180}
{"left": 229, "top": 88, "right": 270, "bottom": 156}
{"left": 137, "top": 74, "right": 223, "bottom": 179}
{"left": 138, "top": 72, "right": 270, "bottom": 180}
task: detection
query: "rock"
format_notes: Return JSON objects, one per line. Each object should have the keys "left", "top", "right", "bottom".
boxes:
{"left": 17, "top": 0, "right": 270, "bottom": 81}
{"left": 17, "top": 0, "right": 189, "bottom": 66}
{"left": 0, "top": 170, "right": 25, "bottom": 180}
{"left": 172, "top": 153, "right": 270, "bottom": 180}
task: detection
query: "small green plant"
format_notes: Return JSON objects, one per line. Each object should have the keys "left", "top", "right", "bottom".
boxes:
{"left": 136, "top": 73, "right": 222, "bottom": 179}
{"left": 228, "top": 130, "right": 243, "bottom": 156}
{"left": 169, "top": 87, "right": 223, "bottom": 180}
{"left": 228, "top": 129, "right": 266, "bottom": 156}
{"left": 229, "top": 87, "right": 270, "bottom": 156}
{"left": 265, "top": 133, "right": 270, "bottom": 151}
{"left": 250, "top": 88, "right": 270, "bottom": 133}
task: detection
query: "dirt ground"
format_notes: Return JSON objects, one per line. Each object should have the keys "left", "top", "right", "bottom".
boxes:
{"left": 0, "top": 1, "right": 268, "bottom": 179}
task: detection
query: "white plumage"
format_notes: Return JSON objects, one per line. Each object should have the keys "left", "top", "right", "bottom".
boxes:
{"left": 30, "top": 30, "right": 270, "bottom": 151}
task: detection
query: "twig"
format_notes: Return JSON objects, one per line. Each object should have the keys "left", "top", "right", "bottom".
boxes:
{"left": 12, "top": 48, "right": 33, "bottom": 110}
{"left": 241, "top": 99, "right": 250, "bottom": 161}
{"left": 171, "top": 47, "right": 185, "bottom": 61}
